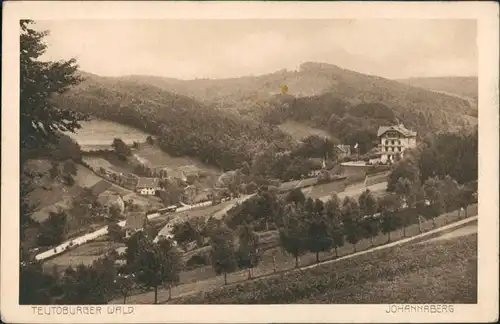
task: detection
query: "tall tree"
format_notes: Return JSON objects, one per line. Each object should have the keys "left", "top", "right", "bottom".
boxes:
{"left": 236, "top": 224, "right": 260, "bottom": 279}
{"left": 394, "top": 177, "right": 413, "bottom": 237}
{"left": 19, "top": 262, "right": 59, "bottom": 304}
{"left": 279, "top": 205, "right": 308, "bottom": 268}
{"left": 114, "top": 274, "right": 135, "bottom": 304}
{"left": 378, "top": 193, "right": 400, "bottom": 242}
{"left": 60, "top": 259, "right": 116, "bottom": 304}
{"left": 440, "top": 175, "right": 461, "bottom": 212}
{"left": 324, "top": 194, "right": 344, "bottom": 258}
{"left": 306, "top": 212, "right": 333, "bottom": 263}
{"left": 132, "top": 236, "right": 182, "bottom": 303}
{"left": 286, "top": 188, "right": 306, "bottom": 205}
{"left": 341, "top": 197, "right": 362, "bottom": 252}
{"left": 423, "top": 177, "right": 446, "bottom": 227}
{"left": 387, "top": 159, "right": 420, "bottom": 192}
{"left": 358, "top": 189, "right": 378, "bottom": 217}
{"left": 20, "top": 20, "right": 86, "bottom": 158}
{"left": 107, "top": 222, "right": 125, "bottom": 242}
{"left": 112, "top": 138, "right": 132, "bottom": 159}
{"left": 156, "top": 238, "right": 183, "bottom": 301}
{"left": 210, "top": 225, "right": 238, "bottom": 285}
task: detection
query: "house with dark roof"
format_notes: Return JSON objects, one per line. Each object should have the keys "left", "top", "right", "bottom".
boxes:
{"left": 123, "top": 211, "right": 147, "bottom": 238}
{"left": 377, "top": 123, "right": 417, "bottom": 163}
{"left": 136, "top": 177, "right": 160, "bottom": 195}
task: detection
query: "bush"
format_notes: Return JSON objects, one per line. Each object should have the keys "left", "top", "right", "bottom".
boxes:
{"left": 185, "top": 254, "right": 211, "bottom": 270}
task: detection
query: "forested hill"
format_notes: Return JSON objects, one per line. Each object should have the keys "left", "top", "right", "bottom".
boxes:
{"left": 54, "top": 64, "right": 478, "bottom": 168}
{"left": 53, "top": 72, "right": 295, "bottom": 171}
{"left": 396, "top": 76, "right": 478, "bottom": 105}
{"left": 121, "top": 62, "right": 477, "bottom": 118}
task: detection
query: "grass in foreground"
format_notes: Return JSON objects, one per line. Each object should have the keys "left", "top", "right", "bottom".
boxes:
{"left": 171, "top": 233, "right": 477, "bottom": 304}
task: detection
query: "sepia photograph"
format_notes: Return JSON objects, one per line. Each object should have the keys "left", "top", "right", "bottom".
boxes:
{"left": 2, "top": 1, "right": 498, "bottom": 323}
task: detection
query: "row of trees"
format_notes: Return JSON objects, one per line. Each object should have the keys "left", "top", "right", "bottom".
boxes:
{"left": 21, "top": 168, "right": 475, "bottom": 305}
{"left": 169, "top": 168, "right": 476, "bottom": 285}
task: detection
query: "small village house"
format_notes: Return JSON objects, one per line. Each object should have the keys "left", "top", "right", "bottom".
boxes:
{"left": 335, "top": 144, "right": 352, "bottom": 160}
{"left": 136, "top": 177, "right": 161, "bottom": 195}
{"left": 123, "top": 211, "right": 147, "bottom": 238}
{"left": 377, "top": 123, "right": 417, "bottom": 163}
{"left": 97, "top": 192, "right": 125, "bottom": 214}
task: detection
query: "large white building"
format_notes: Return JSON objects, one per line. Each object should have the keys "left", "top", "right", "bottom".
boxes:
{"left": 377, "top": 124, "right": 417, "bottom": 163}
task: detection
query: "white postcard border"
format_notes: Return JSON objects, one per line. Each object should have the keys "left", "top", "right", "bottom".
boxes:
{"left": 2, "top": 1, "right": 498, "bottom": 323}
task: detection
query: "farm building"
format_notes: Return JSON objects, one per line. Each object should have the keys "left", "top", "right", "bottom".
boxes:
{"left": 97, "top": 192, "right": 125, "bottom": 213}
{"left": 136, "top": 177, "right": 161, "bottom": 195}
{"left": 123, "top": 211, "right": 147, "bottom": 238}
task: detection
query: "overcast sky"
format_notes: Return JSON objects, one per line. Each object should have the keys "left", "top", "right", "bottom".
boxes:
{"left": 34, "top": 19, "right": 477, "bottom": 80}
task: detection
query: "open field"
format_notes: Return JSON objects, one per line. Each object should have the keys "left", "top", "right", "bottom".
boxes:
{"left": 74, "top": 164, "right": 104, "bottom": 188}
{"left": 112, "top": 204, "right": 477, "bottom": 304}
{"left": 134, "top": 144, "right": 218, "bottom": 172}
{"left": 304, "top": 180, "right": 347, "bottom": 199}
{"left": 43, "top": 241, "right": 125, "bottom": 271}
{"left": 66, "top": 119, "right": 151, "bottom": 148}
{"left": 82, "top": 156, "right": 117, "bottom": 171}
{"left": 173, "top": 231, "right": 477, "bottom": 304}
{"left": 31, "top": 196, "right": 76, "bottom": 223}
{"left": 278, "top": 121, "right": 333, "bottom": 141}
{"left": 24, "top": 159, "right": 86, "bottom": 222}
{"left": 279, "top": 177, "right": 319, "bottom": 191}
{"left": 27, "top": 183, "right": 81, "bottom": 212}
{"left": 171, "top": 215, "right": 478, "bottom": 304}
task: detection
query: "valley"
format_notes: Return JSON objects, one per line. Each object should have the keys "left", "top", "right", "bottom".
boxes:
{"left": 20, "top": 21, "right": 479, "bottom": 306}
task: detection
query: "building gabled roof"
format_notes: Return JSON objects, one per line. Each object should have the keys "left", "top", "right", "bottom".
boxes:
{"left": 377, "top": 124, "right": 417, "bottom": 138}
{"left": 124, "top": 212, "right": 146, "bottom": 230}
{"left": 136, "top": 177, "right": 160, "bottom": 189}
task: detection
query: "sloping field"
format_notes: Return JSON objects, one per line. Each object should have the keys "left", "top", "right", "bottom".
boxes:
{"left": 134, "top": 144, "right": 218, "bottom": 173}
{"left": 173, "top": 233, "right": 477, "bottom": 304}
{"left": 82, "top": 156, "right": 116, "bottom": 171}
{"left": 111, "top": 204, "right": 477, "bottom": 304}
{"left": 74, "top": 164, "right": 103, "bottom": 188}
{"left": 279, "top": 177, "right": 319, "bottom": 191}
{"left": 278, "top": 121, "right": 332, "bottom": 141}
{"left": 31, "top": 197, "right": 75, "bottom": 223}
{"left": 66, "top": 119, "right": 151, "bottom": 148}
{"left": 306, "top": 180, "right": 347, "bottom": 199}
